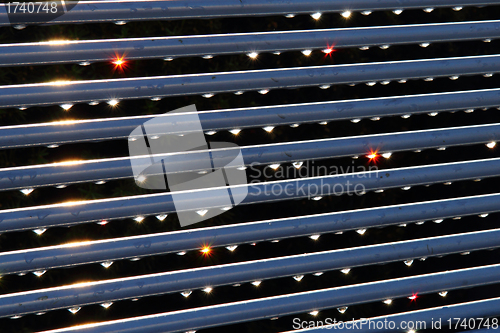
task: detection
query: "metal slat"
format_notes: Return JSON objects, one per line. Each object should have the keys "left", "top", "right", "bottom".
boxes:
{"left": 1, "top": 20, "right": 499, "bottom": 66}
{"left": 1, "top": 193, "right": 498, "bottom": 275}
{"left": 2, "top": 123, "right": 499, "bottom": 191}
{"left": 1, "top": 88, "right": 500, "bottom": 150}
{"left": 2, "top": 54, "right": 500, "bottom": 109}
{"left": 283, "top": 297, "right": 500, "bottom": 333}
{"left": 2, "top": 229, "right": 499, "bottom": 318}
{"left": 0, "top": 0, "right": 498, "bottom": 26}
{"left": 38, "top": 264, "right": 500, "bottom": 333}
{"left": 1, "top": 158, "right": 500, "bottom": 233}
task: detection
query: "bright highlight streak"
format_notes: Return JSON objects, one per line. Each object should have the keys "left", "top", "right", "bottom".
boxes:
{"left": 311, "top": 12, "right": 322, "bottom": 20}
{"left": 107, "top": 99, "right": 119, "bottom": 107}
{"left": 247, "top": 52, "right": 259, "bottom": 59}
{"left": 341, "top": 11, "right": 352, "bottom": 18}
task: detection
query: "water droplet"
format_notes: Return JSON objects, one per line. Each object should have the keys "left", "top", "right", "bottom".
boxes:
{"left": 414, "top": 149, "right": 422, "bottom": 153}
{"left": 450, "top": 76, "right": 460, "bottom": 80}
{"left": 392, "top": 9, "right": 403, "bottom": 15}
{"left": 229, "top": 129, "right": 241, "bottom": 135}
{"left": 293, "top": 275, "right": 304, "bottom": 281}
{"left": 301, "top": 50, "right": 312, "bottom": 56}
{"left": 415, "top": 221, "right": 425, "bottom": 225}
{"left": 340, "top": 268, "right": 351, "bottom": 274}
{"left": 461, "top": 251, "right": 470, "bottom": 255}
{"left": 14, "top": 24, "right": 26, "bottom": 30}
{"left": 401, "top": 114, "right": 411, "bottom": 119}
{"left": 258, "top": 89, "right": 269, "bottom": 95}
{"left": 95, "top": 180, "right": 106, "bottom": 185}
{"left": 33, "top": 229, "right": 46, "bottom": 235}
{"left": 313, "top": 272, "right": 323, "bottom": 276}
{"left": 381, "top": 81, "right": 390, "bottom": 85}
{"left": 226, "top": 245, "right": 238, "bottom": 251}
{"left": 196, "top": 209, "right": 208, "bottom": 216}
{"left": 356, "top": 229, "right": 366, "bottom": 235}
{"left": 107, "top": 99, "right": 119, "bottom": 106}
{"left": 285, "top": 14, "right": 295, "bottom": 18}
{"left": 36, "top": 312, "right": 46, "bottom": 316}
{"left": 366, "top": 81, "right": 377, "bottom": 86}
{"left": 351, "top": 118, "right": 361, "bottom": 123}
{"left": 177, "top": 251, "right": 186, "bottom": 256}
{"left": 10, "top": 315, "right": 22, "bottom": 319}
{"left": 433, "top": 219, "right": 443, "bottom": 223}
{"left": 453, "top": 6, "right": 463, "bottom": 11}
{"left": 269, "top": 163, "right": 281, "bottom": 170}
{"left": 319, "top": 121, "right": 328, "bottom": 125}
{"left": 444, "top": 182, "right": 452, "bottom": 185}
{"left": 424, "top": 77, "right": 434, "bottom": 81}
{"left": 251, "top": 281, "right": 262, "bottom": 286}
{"left": 487, "top": 142, "right": 496, "bottom": 149}
{"left": 181, "top": 290, "right": 192, "bottom": 297}
{"left": 337, "top": 306, "right": 348, "bottom": 314}
{"left": 453, "top": 216, "right": 462, "bottom": 220}
{"left": 247, "top": 52, "right": 259, "bottom": 59}
{"left": 19, "top": 107, "right": 27, "bottom": 110}
{"left": 272, "top": 51, "right": 281, "bottom": 55}
{"left": 374, "top": 189, "right": 384, "bottom": 193}
{"left": 205, "top": 130, "right": 217, "bottom": 135}
{"left": 439, "top": 291, "right": 448, "bottom": 297}
{"left": 474, "top": 178, "right": 482, "bottom": 182}
{"left": 68, "top": 307, "right": 81, "bottom": 314}
{"left": 33, "top": 270, "right": 46, "bottom": 277}
{"left": 309, "top": 234, "right": 320, "bottom": 240}
{"left": 20, "top": 188, "right": 34, "bottom": 195}
{"left": 221, "top": 206, "right": 232, "bottom": 211}
{"left": 89, "top": 101, "right": 99, "bottom": 106}
{"left": 202, "top": 55, "right": 213, "bottom": 59}
{"left": 101, "top": 261, "right": 113, "bottom": 268}
{"left": 423, "top": 8, "right": 434, "bottom": 12}
{"left": 156, "top": 214, "right": 168, "bottom": 221}
{"left": 484, "top": 73, "right": 493, "bottom": 78}
{"left": 341, "top": 11, "right": 351, "bottom": 18}
{"left": 101, "top": 302, "right": 113, "bottom": 308}
{"left": 419, "top": 42, "right": 430, "bottom": 48}
{"left": 134, "top": 216, "right": 145, "bottom": 222}
{"left": 361, "top": 10, "right": 372, "bottom": 15}
{"left": 428, "top": 112, "right": 439, "bottom": 116}
{"left": 383, "top": 299, "right": 392, "bottom": 305}
{"left": 164, "top": 57, "right": 174, "bottom": 61}
{"left": 311, "top": 196, "right": 322, "bottom": 201}
{"left": 479, "top": 213, "right": 489, "bottom": 218}
{"left": 319, "top": 85, "right": 331, "bottom": 89}
{"left": 404, "top": 259, "right": 413, "bottom": 266}
{"left": 115, "top": 21, "right": 127, "bottom": 25}
{"left": 382, "top": 152, "right": 392, "bottom": 159}
{"left": 359, "top": 46, "right": 370, "bottom": 51}
{"left": 263, "top": 126, "right": 274, "bottom": 132}
{"left": 484, "top": 38, "right": 492, "bottom": 43}
{"left": 293, "top": 161, "right": 303, "bottom": 169}
{"left": 202, "top": 93, "right": 214, "bottom": 98}
{"left": 379, "top": 45, "right": 390, "bottom": 49}
{"left": 310, "top": 12, "right": 322, "bottom": 20}
{"left": 203, "top": 287, "right": 213, "bottom": 293}
{"left": 290, "top": 123, "right": 300, "bottom": 128}
{"left": 398, "top": 79, "right": 407, "bottom": 83}
{"left": 150, "top": 97, "right": 161, "bottom": 102}
{"left": 437, "top": 147, "right": 446, "bottom": 151}
{"left": 465, "top": 109, "right": 474, "bottom": 113}
{"left": 234, "top": 91, "right": 244, "bottom": 95}
{"left": 47, "top": 144, "right": 59, "bottom": 148}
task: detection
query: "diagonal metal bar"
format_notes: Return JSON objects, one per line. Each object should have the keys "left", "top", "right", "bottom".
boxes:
{"left": 1, "top": 54, "right": 500, "bottom": 109}
{"left": 2, "top": 123, "right": 499, "bottom": 191}
{"left": 1, "top": 20, "right": 500, "bottom": 66}
{"left": 283, "top": 297, "right": 500, "bottom": 332}
{"left": 2, "top": 229, "right": 499, "bottom": 318}
{"left": 0, "top": 192, "right": 499, "bottom": 276}
{"left": 37, "top": 264, "right": 500, "bottom": 333}
{"left": 1, "top": 88, "right": 499, "bottom": 150}
{"left": 1, "top": 0, "right": 498, "bottom": 27}
{"left": 1, "top": 158, "right": 500, "bottom": 233}
{"left": 0, "top": 89, "right": 500, "bottom": 149}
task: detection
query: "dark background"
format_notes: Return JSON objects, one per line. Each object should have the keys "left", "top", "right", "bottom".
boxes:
{"left": 0, "top": 5, "right": 500, "bottom": 332}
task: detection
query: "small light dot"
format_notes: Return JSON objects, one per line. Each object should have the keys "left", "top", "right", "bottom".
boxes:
{"left": 311, "top": 12, "right": 322, "bottom": 20}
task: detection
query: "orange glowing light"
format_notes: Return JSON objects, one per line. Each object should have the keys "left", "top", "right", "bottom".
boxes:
{"left": 201, "top": 246, "right": 211, "bottom": 254}
{"left": 366, "top": 149, "right": 379, "bottom": 163}
{"left": 111, "top": 53, "right": 129, "bottom": 72}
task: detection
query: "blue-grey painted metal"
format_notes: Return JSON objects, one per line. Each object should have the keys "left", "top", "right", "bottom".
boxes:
{"left": 2, "top": 20, "right": 500, "bottom": 66}
{"left": 1, "top": 193, "right": 499, "bottom": 275}
{"left": 2, "top": 123, "right": 499, "bottom": 191}
{"left": 2, "top": 54, "right": 500, "bottom": 109}
{"left": 37, "top": 264, "right": 500, "bottom": 333}
{"left": 1, "top": 0, "right": 498, "bottom": 26}
{"left": 1, "top": 158, "right": 500, "bottom": 233}
{"left": 2, "top": 229, "right": 500, "bottom": 318}
{"left": 1, "top": 88, "right": 500, "bottom": 150}
{"left": 284, "top": 297, "right": 500, "bottom": 332}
